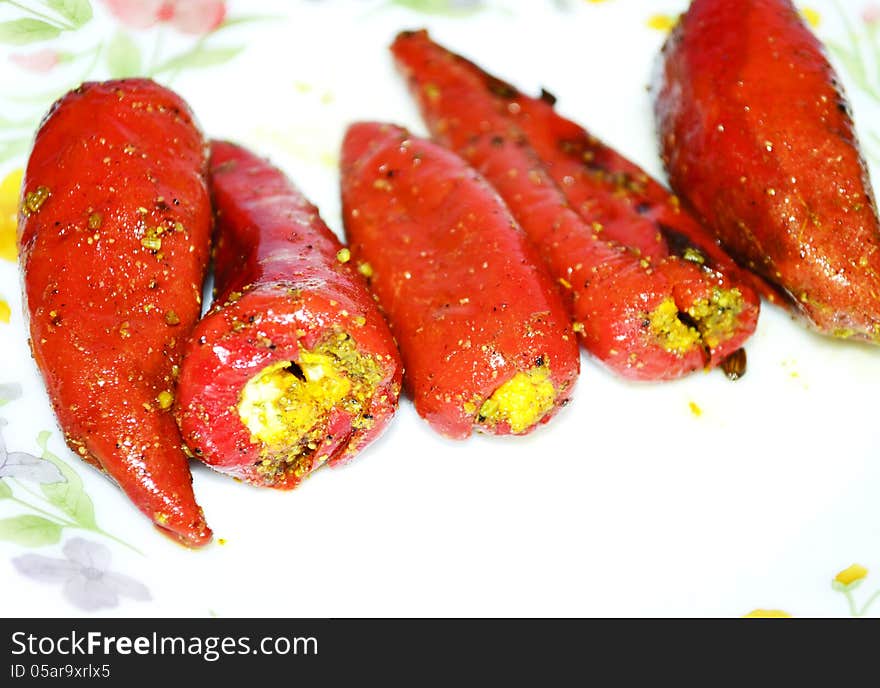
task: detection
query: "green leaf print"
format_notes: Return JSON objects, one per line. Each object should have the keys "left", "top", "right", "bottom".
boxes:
{"left": 0, "top": 18, "right": 62, "bottom": 45}
{"left": 106, "top": 31, "right": 142, "bottom": 78}
{"left": 0, "top": 515, "right": 63, "bottom": 546}
{"left": 45, "top": 0, "right": 94, "bottom": 28}
{"left": 37, "top": 432, "right": 97, "bottom": 530}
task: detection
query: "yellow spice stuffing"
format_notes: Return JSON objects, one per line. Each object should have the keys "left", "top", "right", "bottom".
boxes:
{"left": 237, "top": 331, "right": 382, "bottom": 480}
{"left": 478, "top": 366, "right": 556, "bottom": 434}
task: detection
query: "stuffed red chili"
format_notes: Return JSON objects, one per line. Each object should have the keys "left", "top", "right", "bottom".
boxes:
{"left": 19, "top": 79, "right": 213, "bottom": 546}
{"left": 415, "top": 40, "right": 777, "bottom": 305}
{"left": 175, "top": 141, "right": 402, "bottom": 488}
{"left": 504, "top": 88, "right": 779, "bottom": 306}
{"left": 340, "top": 122, "right": 579, "bottom": 439}
{"left": 392, "top": 30, "right": 760, "bottom": 381}
{"left": 656, "top": 0, "right": 880, "bottom": 340}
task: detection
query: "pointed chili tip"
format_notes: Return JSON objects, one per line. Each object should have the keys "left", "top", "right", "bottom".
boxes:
{"left": 341, "top": 122, "right": 407, "bottom": 171}
{"left": 395, "top": 28, "right": 429, "bottom": 42}
{"left": 155, "top": 510, "right": 213, "bottom": 548}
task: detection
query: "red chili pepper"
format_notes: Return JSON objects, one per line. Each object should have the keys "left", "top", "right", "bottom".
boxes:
{"left": 391, "top": 30, "right": 759, "bottom": 380}
{"left": 19, "top": 79, "right": 212, "bottom": 546}
{"left": 656, "top": 0, "right": 880, "bottom": 340}
{"left": 405, "top": 41, "right": 777, "bottom": 305}
{"left": 505, "top": 90, "right": 781, "bottom": 306}
{"left": 175, "top": 141, "right": 402, "bottom": 488}
{"left": 340, "top": 122, "right": 579, "bottom": 439}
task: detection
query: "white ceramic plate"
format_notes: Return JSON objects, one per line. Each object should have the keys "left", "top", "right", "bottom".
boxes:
{"left": 1, "top": 0, "right": 879, "bottom": 618}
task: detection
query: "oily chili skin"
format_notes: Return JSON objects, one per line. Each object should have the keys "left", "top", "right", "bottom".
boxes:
{"left": 656, "top": 0, "right": 880, "bottom": 340}
{"left": 340, "top": 123, "right": 579, "bottom": 439}
{"left": 406, "top": 35, "right": 776, "bottom": 306}
{"left": 391, "top": 30, "right": 759, "bottom": 380}
{"left": 19, "top": 79, "right": 212, "bottom": 546}
{"left": 505, "top": 89, "right": 781, "bottom": 306}
{"left": 175, "top": 141, "right": 402, "bottom": 488}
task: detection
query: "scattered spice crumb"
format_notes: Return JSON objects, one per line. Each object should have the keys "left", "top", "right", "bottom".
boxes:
{"left": 23, "top": 185, "right": 50, "bottom": 215}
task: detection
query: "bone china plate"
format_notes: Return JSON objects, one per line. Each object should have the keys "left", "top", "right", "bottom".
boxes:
{"left": 0, "top": 0, "right": 878, "bottom": 618}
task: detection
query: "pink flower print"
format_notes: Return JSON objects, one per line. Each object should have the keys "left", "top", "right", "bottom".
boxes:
{"left": 10, "top": 49, "right": 60, "bottom": 73}
{"left": 166, "top": 0, "right": 226, "bottom": 34}
{"left": 103, "top": 0, "right": 164, "bottom": 29}
{"left": 863, "top": 3, "right": 880, "bottom": 25}
{"left": 103, "top": 0, "right": 226, "bottom": 35}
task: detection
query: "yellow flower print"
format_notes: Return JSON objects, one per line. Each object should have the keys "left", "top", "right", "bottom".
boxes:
{"left": 801, "top": 7, "right": 821, "bottom": 28}
{"left": 0, "top": 298, "right": 10, "bottom": 323}
{"left": 647, "top": 14, "right": 678, "bottom": 33}
{"left": 834, "top": 564, "right": 868, "bottom": 589}
{"left": 0, "top": 168, "right": 24, "bottom": 263}
{"left": 832, "top": 564, "right": 879, "bottom": 616}
{"left": 743, "top": 609, "right": 792, "bottom": 618}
